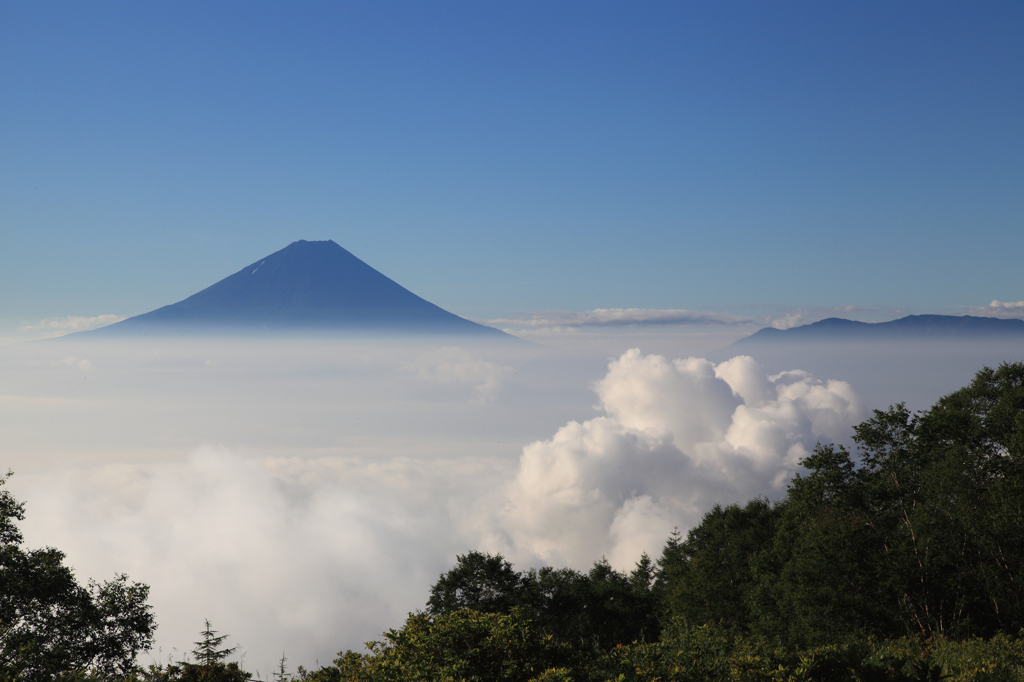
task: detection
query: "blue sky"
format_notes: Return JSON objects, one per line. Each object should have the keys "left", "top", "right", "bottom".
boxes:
{"left": 2, "top": 1, "right": 1022, "bottom": 339}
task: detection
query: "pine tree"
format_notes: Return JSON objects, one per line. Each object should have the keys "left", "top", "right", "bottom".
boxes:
{"left": 192, "top": 619, "right": 237, "bottom": 666}
{"left": 272, "top": 653, "right": 287, "bottom": 682}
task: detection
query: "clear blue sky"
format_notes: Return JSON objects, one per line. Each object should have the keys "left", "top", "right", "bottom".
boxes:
{"left": 2, "top": 1, "right": 1022, "bottom": 335}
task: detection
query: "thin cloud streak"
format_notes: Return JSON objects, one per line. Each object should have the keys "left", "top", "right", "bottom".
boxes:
{"left": 19, "top": 314, "right": 125, "bottom": 338}
{"left": 481, "top": 308, "right": 756, "bottom": 329}
{"left": 479, "top": 304, "right": 920, "bottom": 335}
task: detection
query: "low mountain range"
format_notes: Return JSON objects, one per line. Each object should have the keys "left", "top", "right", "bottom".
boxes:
{"left": 74, "top": 240, "right": 512, "bottom": 339}
{"left": 731, "top": 314, "right": 1024, "bottom": 348}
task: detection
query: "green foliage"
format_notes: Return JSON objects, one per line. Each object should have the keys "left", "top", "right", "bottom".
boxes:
{"left": 0, "top": 472, "right": 156, "bottom": 681}
{"left": 598, "top": 621, "right": 967, "bottom": 682}
{"left": 427, "top": 552, "right": 659, "bottom": 654}
{"left": 140, "top": 660, "right": 251, "bottom": 682}
{"left": 656, "top": 499, "right": 779, "bottom": 633}
{"left": 427, "top": 552, "right": 523, "bottom": 616}
{"left": 308, "top": 609, "right": 571, "bottom": 682}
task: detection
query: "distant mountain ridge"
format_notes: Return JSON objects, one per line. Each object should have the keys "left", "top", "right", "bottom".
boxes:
{"left": 732, "top": 314, "right": 1024, "bottom": 347}
{"left": 77, "top": 240, "right": 511, "bottom": 339}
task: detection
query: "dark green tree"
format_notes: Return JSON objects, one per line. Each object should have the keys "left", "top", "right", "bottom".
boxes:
{"left": 751, "top": 362, "right": 1024, "bottom": 645}
{"left": 752, "top": 446, "right": 897, "bottom": 646}
{"left": 192, "top": 620, "right": 237, "bottom": 666}
{"left": 0, "top": 472, "right": 156, "bottom": 680}
{"left": 426, "top": 552, "right": 523, "bottom": 616}
{"left": 654, "top": 499, "right": 778, "bottom": 633}
{"left": 426, "top": 551, "right": 659, "bottom": 655}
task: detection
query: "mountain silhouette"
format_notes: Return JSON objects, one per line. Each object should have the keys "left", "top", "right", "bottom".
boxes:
{"left": 731, "top": 314, "right": 1024, "bottom": 347}
{"left": 81, "top": 240, "right": 512, "bottom": 338}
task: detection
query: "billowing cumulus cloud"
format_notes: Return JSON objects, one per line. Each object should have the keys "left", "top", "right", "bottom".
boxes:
{"left": 500, "top": 350, "right": 864, "bottom": 568}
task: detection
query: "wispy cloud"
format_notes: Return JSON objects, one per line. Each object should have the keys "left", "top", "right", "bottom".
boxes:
{"left": 759, "top": 304, "right": 914, "bottom": 328}
{"left": 19, "top": 314, "right": 125, "bottom": 337}
{"left": 481, "top": 308, "right": 756, "bottom": 329}
{"left": 479, "top": 305, "right": 917, "bottom": 335}
{"left": 962, "top": 300, "right": 1024, "bottom": 320}
{"left": 769, "top": 312, "right": 813, "bottom": 330}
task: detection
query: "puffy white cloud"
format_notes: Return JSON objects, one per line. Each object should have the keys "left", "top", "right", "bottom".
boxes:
{"left": 501, "top": 349, "right": 864, "bottom": 569}
{"left": 770, "top": 312, "right": 813, "bottom": 330}
{"left": 594, "top": 352, "right": 740, "bottom": 453}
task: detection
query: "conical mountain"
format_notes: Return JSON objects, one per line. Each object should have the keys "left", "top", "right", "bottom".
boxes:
{"left": 84, "top": 240, "right": 511, "bottom": 338}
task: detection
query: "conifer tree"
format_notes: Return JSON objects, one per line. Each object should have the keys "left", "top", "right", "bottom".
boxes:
{"left": 192, "top": 619, "right": 237, "bottom": 666}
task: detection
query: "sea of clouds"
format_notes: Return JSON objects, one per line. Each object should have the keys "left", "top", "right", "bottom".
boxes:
{"left": 0, "top": 334, "right": 1013, "bottom": 674}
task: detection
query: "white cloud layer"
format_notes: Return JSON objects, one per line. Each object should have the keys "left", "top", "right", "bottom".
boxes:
{"left": 2, "top": 340, "right": 876, "bottom": 673}
{"left": 400, "top": 347, "right": 514, "bottom": 403}
{"left": 19, "top": 447, "right": 500, "bottom": 676}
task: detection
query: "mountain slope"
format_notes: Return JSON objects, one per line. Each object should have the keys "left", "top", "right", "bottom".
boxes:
{"left": 81, "top": 240, "right": 510, "bottom": 338}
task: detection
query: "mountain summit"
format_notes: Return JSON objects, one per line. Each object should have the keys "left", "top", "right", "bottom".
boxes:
{"left": 84, "top": 240, "right": 510, "bottom": 338}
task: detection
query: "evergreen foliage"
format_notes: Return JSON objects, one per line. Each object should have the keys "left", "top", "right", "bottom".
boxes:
{"left": 192, "top": 621, "right": 237, "bottom": 667}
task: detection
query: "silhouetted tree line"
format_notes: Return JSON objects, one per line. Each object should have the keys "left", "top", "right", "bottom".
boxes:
{"left": 3, "top": 363, "right": 1024, "bottom": 680}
